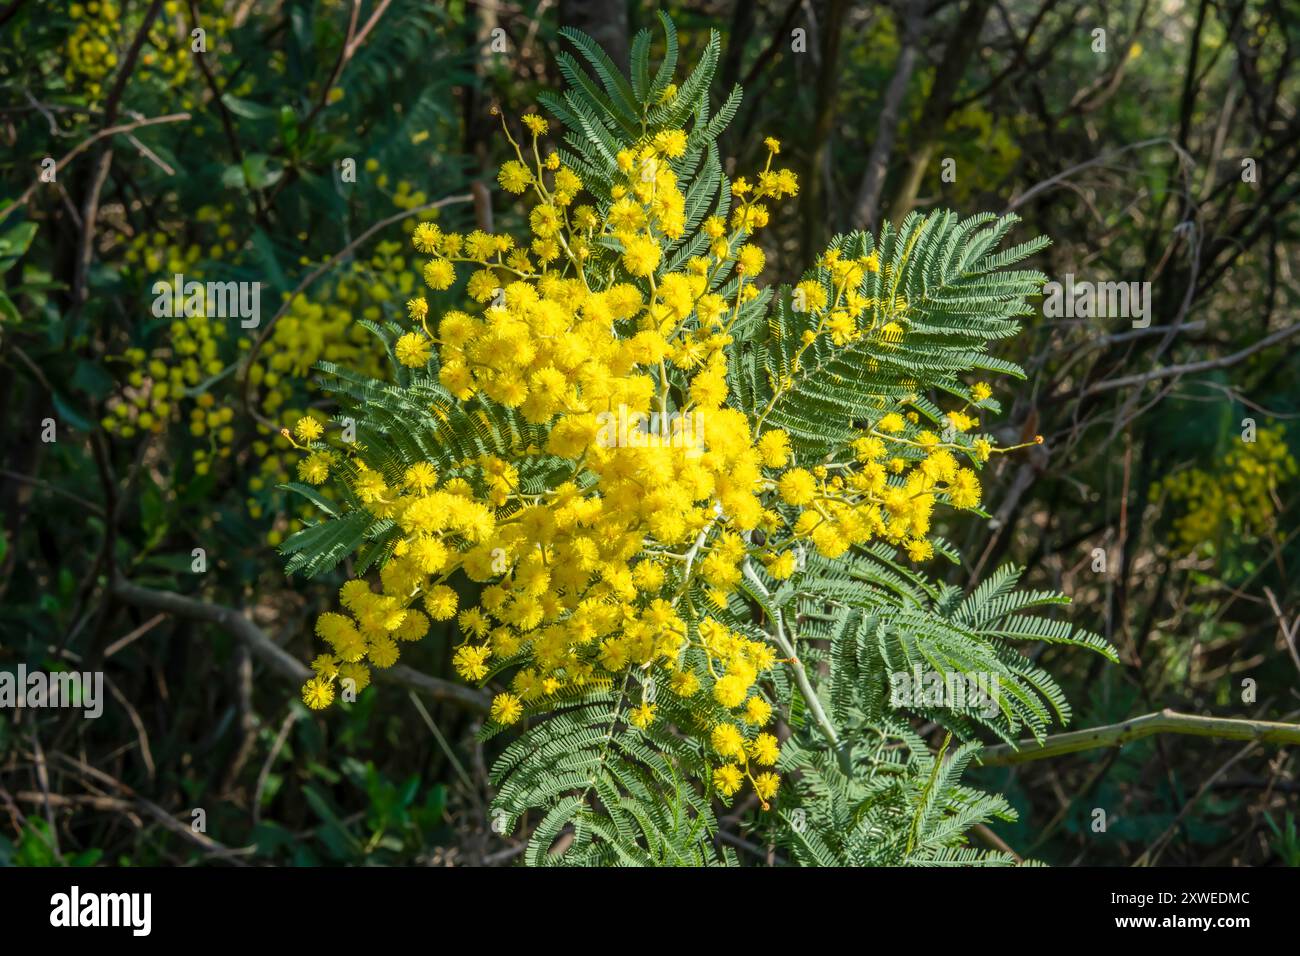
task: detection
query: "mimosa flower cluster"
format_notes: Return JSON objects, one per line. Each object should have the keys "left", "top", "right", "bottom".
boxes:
{"left": 103, "top": 191, "right": 435, "bottom": 542}
{"left": 294, "top": 110, "right": 1031, "bottom": 808}
{"left": 1155, "top": 425, "right": 1296, "bottom": 553}
{"left": 64, "top": 0, "right": 225, "bottom": 102}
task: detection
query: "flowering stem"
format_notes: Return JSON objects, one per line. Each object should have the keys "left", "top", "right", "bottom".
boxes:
{"left": 742, "top": 560, "right": 850, "bottom": 773}
{"left": 672, "top": 518, "right": 716, "bottom": 607}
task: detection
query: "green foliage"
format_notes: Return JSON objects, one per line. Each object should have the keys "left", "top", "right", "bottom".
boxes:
{"left": 798, "top": 555, "right": 1116, "bottom": 744}
{"left": 736, "top": 215, "right": 1045, "bottom": 455}
{"left": 484, "top": 683, "right": 729, "bottom": 866}
{"left": 780, "top": 728, "right": 1018, "bottom": 866}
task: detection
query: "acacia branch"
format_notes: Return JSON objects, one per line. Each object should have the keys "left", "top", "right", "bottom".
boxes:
{"left": 978, "top": 708, "right": 1300, "bottom": 766}
{"left": 1003, "top": 136, "right": 1188, "bottom": 213}
{"left": 743, "top": 560, "right": 848, "bottom": 770}
{"left": 0, "top": 467, "right": 106, "bottom": 515}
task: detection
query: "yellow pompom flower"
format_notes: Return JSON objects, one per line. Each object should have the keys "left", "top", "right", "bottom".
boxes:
{"left": 949, "top": 469, "right": 982, "bottom": 509}
{"left": 713, "top": 673, "right": 750, "bottom": 709}
{"left": 338, "top": 662, "right": 371, "bottom": 694}
{"left": 293, "top": 416, "right": 323, "bottom": 442}
{"left": 629, "top": 702, "right": 656, "bottom": 729}
{"left": 757, "top": 429, "right": 791, "bottom": 468}
{"left": 906, "top": 539, "right": 935, "bottom": 562}
{"left": 777, "top": 468, "right": 817, "bottom": 506}
{"left": 653, "top": 129, "right": 688, "bottom": 158}
{"left": 946, "top": 411, "right": 976, "bottom": 433}
{"left": 453, "top": 643, "right": 491, "bottom": 681}
{"left": 424, "top": 585, "right": 459, "bottom": 620}
{"left": 748, "top": 733, "right": 780, "bottom": 765}
{"left": 711, "top": 723, "right": 746, "bottom": 758}
{"left": 877, "top": 413, "right": 906, "bottom": 433}
{"left": 423, "top": 259, "right": 456, "bottom": 290}
{"left": 794, "top": 280, "right": 828, "bottom": 311}
{"left": 311, "top": 654, "right": 340, "bottom": 679}
{"left": 753, "top": 772, "right": 780, "bottom": 803}
{"left": 765, "top": 551, "right": 797, "bottom": 580}
{"left": 713, "top": 764, "right": 744, "bottom": 797}
{"left": 498, "top": 160, "right": 532, "bottom": 194}
{"left": 466, "top": 269, "right": 499, "bottom": 302}
{"left": 297, "top": 452, "right": 330, "bottom": 485}
{"left": 491, "top": 692, "right": 524, "bottom": 726}
{"left": 621, "top": 234, "right": 661, "bottom": 277}
{"left": 743, "top": 696, "right": 773, "bottom": 726}
{"left": 367, "top": 638, "right": 400, "bottom": 668}
{"left": 395, "top": 333, "right": 433, "bottom": 367}
{"left": 736, "top": 244, "right": 766, "bottom": 276}
{"left": 403, "top": 461, "right": 439, "bottom": 493}
{"left": 412, "top": 222, "right": 443, "bottom": 253}
{"left": 670, "top": 670, "right": 701, "bottom": 697}
{"left": 301, "top": 676, "right": 335, "bottom": 710}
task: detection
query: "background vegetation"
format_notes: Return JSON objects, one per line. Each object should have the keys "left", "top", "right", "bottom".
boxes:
{"left": 1, "top": 0, "right": 1297, "bottom": 866}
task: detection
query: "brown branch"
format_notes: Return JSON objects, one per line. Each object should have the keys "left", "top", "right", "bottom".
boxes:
{"left": 45, "top": 752, "right": 256, "bottom": 861}
{"left": 186, "top": 0, "right": 267, "bottom": 223}
{"left": 850, "top": 0, "right": 922, "bottom": 232}
{"left": 383, "top": 664, "right": 491, "bottom": 713}
{"left": 889, "top": 0, "right": 994, "bottom": 221}
{"left": 0, "top": 0, "right": 28, "bottom": 29}
{"left": 110, "top": 572, "right": 310, "bottom": 683}
{"left": 0, "top": 467, "right": 106, "bottom": 516}
{"left": 1263, "top": 587, "right": 1300, "bottom": 676}
{"left": 301, "top": 0, "right": 392, "bottom": 135}
{"left": 100, "top": 0, "right": 166, "bottom": 126}
{"left": 1003, "top": 136, "right": 1188, "bottom": 213}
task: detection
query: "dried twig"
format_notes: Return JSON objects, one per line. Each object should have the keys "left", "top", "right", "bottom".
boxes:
{"left": 0, "top": 111, "right": 189, "bottom": 224}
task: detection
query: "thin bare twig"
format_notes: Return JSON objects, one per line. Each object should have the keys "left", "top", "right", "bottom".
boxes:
{"left": 1, "top": 113, "right": 190, "bottom": 224}
{"left": 1078, "top": 321, "right": 1300, "bottom": 398}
